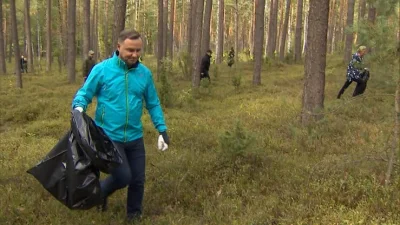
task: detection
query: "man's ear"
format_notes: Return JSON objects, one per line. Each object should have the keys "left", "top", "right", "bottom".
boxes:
{"left": 117, "top": 43, "right": 121, "bottom": 51}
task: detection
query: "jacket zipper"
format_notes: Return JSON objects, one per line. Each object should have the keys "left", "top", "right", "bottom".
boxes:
{"left": 100, "top": 106, "right": 105, "bottom": 126}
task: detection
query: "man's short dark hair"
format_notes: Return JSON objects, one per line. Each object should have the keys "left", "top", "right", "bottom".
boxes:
{"left": 207, "top": 49, "right": 213, "bottom": 54}
{"left": 118, "top": 29, "right": 141, "bottom": 43}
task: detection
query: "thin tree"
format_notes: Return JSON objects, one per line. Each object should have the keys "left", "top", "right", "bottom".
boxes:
{"left": 83, "top": 0, "right": 90, "bottom": 59}
{"left": 279, "top": 0, "right": 290, "bottom": 61}
{"left": 10, "top": 0, "right": 22, "bottom": 88}
{"left": 202, "top": 0, "right": 213, "bottom": 54}
{"left": 300, "top": 0, "right": 330, "bottom": 125}
{"left": 23, "top": 0, "right": 34, "bottom": 72}
{"left": 191, "top": 0, "right": 205, "bottom": 88}
{"left": 216, "top": 0, "right": 224, "bottom": 64}
{"left": 187, "top": 0, "right": 193, "bottom": 53}
{"left": 157, "top": 0, "right": 163, "bottom": 78}
{"left": 162, "top": 0, "right": 168, "bottom": 58}
{"left": 253, "top": 0, "right": 266, "bottom": 85}
{"left": 266, "top": 0, "right": 278, "bottom": 58}
{"left": 46, "top": 0, "right": 52, "bottom": 71}
{"left": 344, "top": 0, "right": 355, "bottom": 63}
{"left": 168, "top": 0, "right": 176, "bottom": 59}
{"left": 294, "top": 0, "right": 303, "bottom": 62}
{"left": 234, "top": 0, "right": 238, "bottom": 63}
{"left": 67, "top": 0, "right": 76, "bottom": 83}
{"left": 0, "top": 0, "right": 6, "bottom": 74}
{"left": 112, "top": 0, "right": 127, "bottom": 53}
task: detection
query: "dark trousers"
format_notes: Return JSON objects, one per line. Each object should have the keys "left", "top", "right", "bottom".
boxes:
{"left": 100, "top": 138, "right": 146, "bottom": 215}
{"left": 337, "top": 78, "right": 368, "bottom": 99}
{"left": 200, "top": 71, "right": 210, "bottom": 82}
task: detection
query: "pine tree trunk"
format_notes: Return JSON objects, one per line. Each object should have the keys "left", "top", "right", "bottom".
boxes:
{"left": 344, "top": 0, "right": 355, "bottom": 63}
{"left": 157, "top": 0, "right": 163, "bottom": 78}
{"left": 191, "top": 0, "right": 205, "bottom": 88}
{"left": 302, "top": 0, "right": 308, "bottom": 55}
{"left": 168, "top": 0, "right": 175, "bottom": 59}
{"left": 187, "top": 0, "right": 193, "bottom": 53}
{"left": 162, "top": 0, "right": 168, "bottom": 58}
{"left": 234, "top": 0, "right": 238, "bottom": 63}
{"left": 24, "top": 0, "right": 34, "bottom": 72}
{"left": 67, "top": 0, "right": 76, "bottom": 83}
{"left": 83, "top": 0, "right": 90, "bottom": 59}
{"left": 253, "top": 0, "right": 266, "bottom": 85}
{"left": 104, "top": 0, "right": 109, "bottom": 57}
{"left": 0, "top": 0, "right": 6, "bottom": 74}
{"left": 93, "top": 0, "right": 98, "bottom": 61}
{"left": 368, "top": 4, "right": 376, "bottom": 24}
{"left": 301, "top": 0, "right": 330, "bottom": 125}
{"left": 46, "top": 0, "right": 52, "bottom": 71}
{"left": 202, "top": 0, "right": 213, "bottom": 55}
{"left": 216, "top": 0, "right": 224, "bottom": 64}
{"left": 279, "top": 0, "right": 290, "bottom": 61}
{"left": 267, "top": 0, "right": 278, "bottom": 58}
{"left": 10, "top": 0, "right": 22, "bottom": 88}
{"left": 327, "top": 0, "right": 336, "bottom": 54}
{"left": 112, "top": 0, "right": 127, "bottom": 52}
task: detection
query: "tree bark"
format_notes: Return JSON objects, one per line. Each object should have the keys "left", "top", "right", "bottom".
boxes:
{"left": 83, "top": 0, "right": 90, "bottom": 59}
{"left": 279, "top": 0, "right": 290, "bottom": 61}
{"left": 202, "top": 0, "right": 213, "bottom": 55}
{"left": 93, "top": 0, "right": 98, "bottom": 61}
{"left": 0, "top": 0, "right": 6, "bottom": 74}
{"left": 67, "top": 0, "right": 76, "bottom": 83}
{"left": 327, "top": 0, "right": 336, "bottom": 54}
{"left": 191, "top": 0, "right": 205, "bottom": 88}
{"left": 157, "top": 0, "right": 163, "bottom": 78}
{"left": 112, "top": 0, "right": 127, "bottom": 53}
{"left": 216, "top": 0, "right": 224, "bottom": 64}
{"left": 253, "top": 0, "right": 266, "bottom": 85}
{"left": 234, "top": 0, "right": 238, "bottom": 63}
{"left": 168, "top": 0, "right": 175, "bottom": 59}
{"left": 368, "top": 4, "right": 376, "bottom": 25}
{"left": 344, "top": 0, "right": 355, "bottom": 63}
{"left": 187, "top": 0, "right": 193, "bottom": 53}
{"left": 23, "top": 0, "right": 34, "bottom": 72}
{"left": 162, "top": 0, "right": 168, "bottom": 58}
{"left": 267, "top": 0, "right": 278, "bottom": 58}
{"left": 104, "top": 0, "right": 110, "bottom": 57}
{"left": 46, "top": 0, "right": 52, "bottom": 71}
{"left": 301, "top": 0, "right": 330, "bottom": 125}
{"left": 10, "top": 0, "right": 22, "bottom": 88}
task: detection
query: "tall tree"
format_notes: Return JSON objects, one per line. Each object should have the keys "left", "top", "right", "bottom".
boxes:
{"left": 83, "top": 0, "right": 90, "bottom": 58}
{"left": 344, "top": 0, "right": 355, "bottom": 63}
{"left": 187, "top": 0, "right": 194, "bottom": 53}
{"left": 168, "top": 0, "right": 176, "bottom": 59}
{"left": 367, "top": 3, "right": 376, "bottom": 24}
{"left": 253, "top": 0, "right": 266, "bottom": 85}
{"left": 327, "top": 0, "right": 336, "bottom": 53}
{"left": 93, "top": 0, "right": 99, "bottom": 61}
{"left": 162, "top": 0, "right": 168, "bottom": 58}
{"left": 266, "top": 0, "right": 278, "bottom": 58}
{"left": 202, "top": 0, "right": 213, "bottom": 54}
{"left": 24, "top": 0, "right": 34, "bottom": 72}
{"left": 112, "top": 0, "right": 127, "bottom": 53}
{"left": 216, "top": 0, "right": 224, "bottom": 64}
{"left": 234, "top": 0, "right": 238, "bottom": 63}
{"left": 157, "top": 0, "right": 163, "bottom": 77}
{"left": 191, "top": 0, "right": 205, "bottom": 88}
{"left": 10, "top": 0, "right": 22, "bottom": 88}
{"left": 294, "top": 0, "right": 303, "bottom": 62}
{"left": 103, "top": 0, "right": 110, "bottom": 57}
{"left": 46, "top": 0, "right": 52, "bottom": 71}
{"left": 301, "top": 0, "right": 330, "bottom": 125}
{"left": 67, "top": 0, "right": 76, "bottom": 83}
{"left": 279, "top": 0, "right": 290, "bottom": 61}
{"left": 0, "top": 0, "right": 6, "bottom": 74}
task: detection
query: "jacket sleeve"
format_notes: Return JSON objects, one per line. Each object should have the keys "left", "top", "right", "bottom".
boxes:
{"left": 144, "top": 71, "right": 167, "bottom": 133}
{"left": 72, "top": 64, "right": 103, "bottom": 111}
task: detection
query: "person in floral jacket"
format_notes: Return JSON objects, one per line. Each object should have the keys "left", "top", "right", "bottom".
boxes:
{"left": 337, "top": 46, "right": 370, "bottom": 99}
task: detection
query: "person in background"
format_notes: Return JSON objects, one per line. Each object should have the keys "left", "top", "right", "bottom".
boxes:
{"left": 228, "top": 47, "right": 235, "bottom": 67}
{"left": 337, "top": 46, "right": 370, "bottom": 99}
{"left": 82, "top": 50, "right": 96, "bottom": 82}
{"left": 72, "top": 30, "right": 170, "bottom": 222}
{"left": 200, "top": 49, "right": 212, "bottom": 83}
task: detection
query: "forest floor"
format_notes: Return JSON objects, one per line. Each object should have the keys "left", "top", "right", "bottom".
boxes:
{"left": 0, "top": 55, "right": 399, "bottom": 224}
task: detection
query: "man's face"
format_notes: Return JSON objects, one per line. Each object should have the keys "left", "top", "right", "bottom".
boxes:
{"left": 359, "top": 49, "right": 367, "bottom": 57}
{"left": 88, "top": 54, "right": 94, "bottom": 59}
{"left": 117, "top": 38, "right": 142, "bottom": 66}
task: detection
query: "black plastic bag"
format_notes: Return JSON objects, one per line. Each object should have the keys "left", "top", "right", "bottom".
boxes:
{"left": 70, "top": 110, "right": 122, "bottom": 173}
{"left": 27, "top": 131, "right": 102, "bottom": 210}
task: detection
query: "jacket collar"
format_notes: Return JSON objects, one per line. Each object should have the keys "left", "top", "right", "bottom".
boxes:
{"left": 112, "top": 51, "right": 140, "bottom": 70}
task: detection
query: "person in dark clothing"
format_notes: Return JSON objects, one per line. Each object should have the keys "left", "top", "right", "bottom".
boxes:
{"left": 228, "top": 47, "right": 235, "bottom": 67}
{"left": 200, "top": 50, "right": 212, "bottom": 82}
{"left": 83, "top": 50, "right": 96, "bottom": 82}
{"left": 20, "top": 55, "right": 27, "bottom": 73}
{"left": 337, "top": 46, "right": 370, "bottom": 99}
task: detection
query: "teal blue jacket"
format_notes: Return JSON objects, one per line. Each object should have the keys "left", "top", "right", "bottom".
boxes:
{"left": 72, "top": 52, "right": 167, "bottom": 142}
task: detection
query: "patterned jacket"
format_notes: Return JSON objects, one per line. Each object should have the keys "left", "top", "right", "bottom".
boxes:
{"left": 347, "top": 53, "right": 365, "bottom": 81}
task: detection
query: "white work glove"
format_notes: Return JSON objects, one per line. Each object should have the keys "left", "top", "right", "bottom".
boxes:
{"left": 74, "top": 107, "right": 83, "bottom": 112}
{"left": 158, "top": 134, "right": 169, "bottom": 151}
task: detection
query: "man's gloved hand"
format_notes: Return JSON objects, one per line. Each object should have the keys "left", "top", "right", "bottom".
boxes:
{"left": 74, "top": 107, "right": 83, "bottom": 112}
{"left": 158, "top": 131, "right": 169, "bottom": 151}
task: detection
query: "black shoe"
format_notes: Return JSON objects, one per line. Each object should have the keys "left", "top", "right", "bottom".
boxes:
{"left": 126, "top": 212, "right": 142, "bottom": 223}
{"left": 97, "top": 198, "right": 108, "bottom": 212}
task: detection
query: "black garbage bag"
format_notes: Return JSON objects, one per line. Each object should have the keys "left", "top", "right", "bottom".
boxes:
{"left": 70, "top": 110, "right": 122, "bottom": 173}
{"left": 27, "top": 111, "right": 122, "bottom": 210}
{"left": 27, "top": 131, "right": 102, "bottom": 210}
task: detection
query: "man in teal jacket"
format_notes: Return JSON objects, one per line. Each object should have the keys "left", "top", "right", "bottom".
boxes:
{"left": 72, "top": 29, "right": 169, "bottom": 222}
